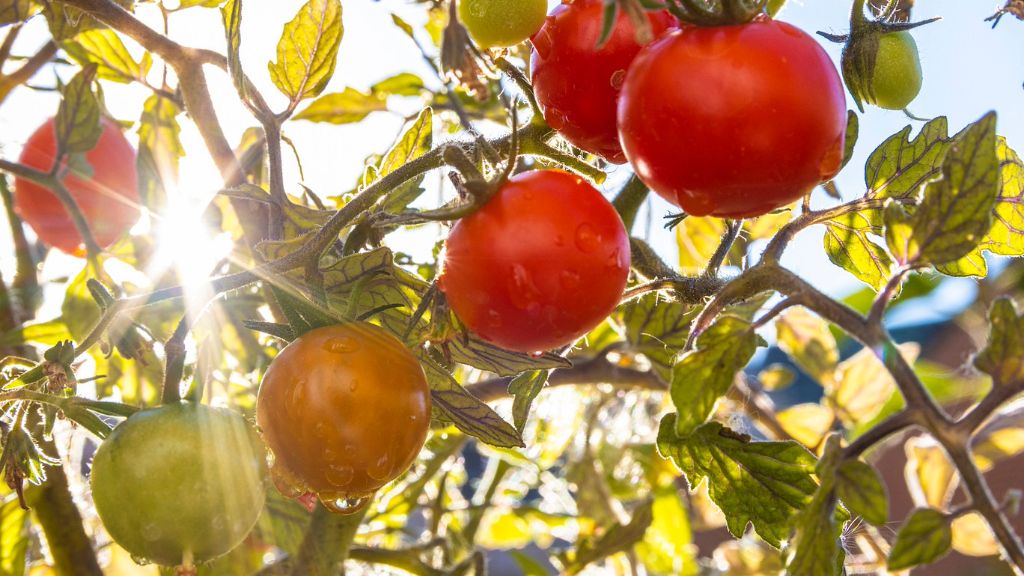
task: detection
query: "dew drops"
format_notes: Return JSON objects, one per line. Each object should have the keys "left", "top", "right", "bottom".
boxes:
{"left": 326, "top": 464, "right": 355, "bottom": 487}
{"left": 319, "top": 493, "right": 372, "bottom": 516}
{"left": 141, "top": 523, "right": 162, "bottom": 542}
{"left": 575, "top": 223, "right": 600, "bottom": 253}
{"left": 285, "top": 382, "right": 306, "bottom": 413}
{"left": 324, "top": 336, "right": 360, "bottom": 354}
{"left": 554, "top": 234, "right": 566, "bottom": 247}
{"left": 367, "top": 454, "right": 392, "bottom": 482}
{"left": 606, "top": 248, "right": 624, "bottom": 270}
{"left": 486, "top": 309, "right": 503, "bottom": 328}
{"left": 508, "top": 264, "right": 542, "bottom": 310}
{"left": 130, "top": 554, "right": 152, "bottom": 566}
{"left": 314, "top": 421, "right": 328, "bottom": 439}
{"left": 610, "top": 69, "right": 627, "bottom": 90}
{"left": 559, "top": 270, "right": 581, "bottom": 291}
{"left": 348, "top": 379, "right": 360, "bottom": 393}
{"left": 270, "top": 464, "right": 308, "bottom": 500}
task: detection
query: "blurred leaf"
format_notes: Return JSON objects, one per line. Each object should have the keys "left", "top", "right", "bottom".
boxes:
{"left": 975, "top": 298, "right": 1024, "bottom": 387}
{"left": 564, "top": 500, "right": 654, "bottom": 575}
{"left": 635, "top": 487, "right": 697, "bottom": 576}
{"left": 777, "top": 404, "right": 833, "bottom": 449}
{"left": 60, "top": 266, "right": 101, "bottom": 344}
{"left": 136, "top": 94, "right": 183, "bottom": 210}
{"left": 670, "top": 317, "right": 757, "bottom": 436}
{"left": 294, "top": 87, "right": 387, "bottom": 124}
{"left": 372, "top": 72, "right": 426, "bottom": 97}
{"left": 904, "top": 437, "right": 957, "bottom": 509}
{"left": 268, "top": 0, "right": 343, "bottom": 103}
{"left": 508, "top": 370, "right": 548, "bottom": 432}
{"left": 55, "top": 64, "right": 101, "bottom": 155}
{"left": 423, "top": 361, "right": 523, "bottom": 448}
{"left": 832, "top": 343, "right": 918, "bottom": 427}
{"left": 0, "top": 0, "right": 39, "bottom": 25}
{"left": 0, "top": 320, "right": 72, "bottom": 348}
{"left": 657, "top": 417, "right": 818, "bottom": 547}
{"left": 621, "top": 294, "right": 696, "bottom": 383}
{"left": 675, "top": 216, "right": 727, "bottom": 275}
{"left": 824, "top": 210, "right": 892, "bottom": 290}
{"left": 867, "top": 117, "right": 952, "bottom": 199}
{"left": 509, "top": 551, "right": 551, "bottom": 576}
{"left": 257, "top": 490, "right": 309, "bottom": 556}
{"left": 885, "top": 113, "right": 999, "bottom": 267}
{"left": 835, "top": 460, "right": 888, "bottom": 526}
{"left": 776, "top": 307, "right": 839, "bottom": 385}
{"left": 0, "top": 496, "right": 28, "bottom": 576}
{"left": 64, "top": 29, "right": 150, "bottom": 84}
{"left": 759, "top": 364, "right": 795, "bottom": 391}
{"left": 888, "top": 508, "right": 952, "bottom": 571}
{"left": 951, "top": 512, "right": 1000, "bottom": 557}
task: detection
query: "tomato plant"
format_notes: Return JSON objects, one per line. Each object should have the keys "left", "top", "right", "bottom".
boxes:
{"left": 617, "top": 19, "right": 847, "bottom": 218}
{"left": 14, "top": 116, "right": 140, "bottom": 255}
{"left": 256, "top": 323, "right": 431, "bottom": 513}
{"left": 440, "top": 169, "right": 630, "bottom": 353}
{"left": 844, "top": 31, "right": 923, "bottom": 110}
{"left": 90, "top": 403, "right": 266, "bottom": 567}
{"left": 530, "top": 0, "right": 675, "bottom": 163}
{"left": 458, "top": 0, "right": 547, "bottom": 48}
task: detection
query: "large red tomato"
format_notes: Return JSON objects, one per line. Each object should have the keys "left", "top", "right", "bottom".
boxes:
{"left": 14, "top": 116, "right": 140, "bottom": 255}
{"left": 530, "top": 0, "right": 675, "bottom": 164}
{"left": 617, "top": 20, "right": 847, "bottom": 218}
{"left": 440, "top": 170, "right": 630, "bottom": 353}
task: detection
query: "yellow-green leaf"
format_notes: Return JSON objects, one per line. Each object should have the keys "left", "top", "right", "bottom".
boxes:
{"left": 776, "top": 307, "right": 839, "bottom": 385}
{"left": 268, "top": 0, "right": 343, "bottom": 103}
{"left": 975, "top": 298, "right": 1024, "bottom": 387}
{"left": 55, "top": 64, "right": 101, "bottom": 154}
{"left": 294, "top": 87, "right": 386, "bottom": 124}
{"left": 64, "top": 29, "right": 149, "bottom": 84}
{"left": 888, "top": 508, "right": 952, "bottom": 571}
{"left": 835, "top": 460, "right": 888, "bottom": 526}
{"left": 824, "top": 209, "right": 892, "bottom": 290}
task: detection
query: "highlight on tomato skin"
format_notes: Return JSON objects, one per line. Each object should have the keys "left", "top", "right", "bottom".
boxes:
{"left": 617, "top": 19, "right": 848, "bottom": 219}
{"left": 13, "top": 116, "right": 140, "bottom": 256}
{"left": 89, "top": 403, "right": 267, "bottom": 568}
{"left": 256, "top": 322, "right": 432, "bottom": 515}
{"left": 439, "top": 169, "right": 631, "bottom": 354}
{"left": 530, "top": 0, "right": 676, "bottom": 164}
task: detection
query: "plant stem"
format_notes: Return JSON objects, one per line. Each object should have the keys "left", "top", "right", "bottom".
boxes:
{"left": 290, "top": 505, "right": 368, "bottom": 576}
{"left": 612, "top": 174, "right": 649, "bottom": 232}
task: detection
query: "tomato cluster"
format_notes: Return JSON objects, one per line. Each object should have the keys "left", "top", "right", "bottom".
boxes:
{"left": 14, "top": 117, "right": 140, "bottom": 255}
{"left": 256, "top": 323, "right": 432, "bottom": 514}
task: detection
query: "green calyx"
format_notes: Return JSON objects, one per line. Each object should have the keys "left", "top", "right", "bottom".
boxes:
{"left": 665, "top": 0, "right": 769, "bottom": 27}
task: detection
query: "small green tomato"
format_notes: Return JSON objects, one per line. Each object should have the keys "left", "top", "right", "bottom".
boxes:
{"left": 843, "top": 30, "right": 923, "bottom": 111}
{"left": 90, "top": 403, "right": 267, "bottom": 567}
{"left": 458, "top": 0, "right": 548, "bottom": 49}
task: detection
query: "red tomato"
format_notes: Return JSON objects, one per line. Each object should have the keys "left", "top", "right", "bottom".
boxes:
{"left": 530, "top": 0, "right": 675, "bottom": 164}
{"left": 617, "top": 20, "right": 847, "bottom": 218}
{"left": 14, "top": 117, "right": 140, "bottom": 255}
{"left": 440, "top": 170, "right": 630, "bottom": 353}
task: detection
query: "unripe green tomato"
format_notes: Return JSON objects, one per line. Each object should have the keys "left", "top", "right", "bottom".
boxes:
{"left": 90, "top": 403, "right": 267, "bottom": 567}
{"left": 458, "top": 0, "right": 548, "bottom": 48}
{"left": 868, "top": 32, "right": 922, "bottom": 110}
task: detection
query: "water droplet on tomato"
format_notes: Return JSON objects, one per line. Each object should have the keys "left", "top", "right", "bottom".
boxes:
{"left": 559, "top": 270, "right": 580, "bottom": 291}
{"left": 348, "top": 379, "right": 360, "bottom": 393}
{"left": 610, "top": 69, "right": 627, "bottom": 90}
{"left": 532, "top": 28, "right": 554, "bottom": 59}
{"left": 508, "top": 264, "right": 542, "bottom": 310}
{"left": 575, "top": 223, "right": 600, "bottom": 253}
{"left": 324, "top": 336, "right": 360, "bottom": 354}
{"left": 319, "top": 493, "right": 372, "bottom": 516}
{"left": 141, "top": 523, "right": 162, "bottom": 542}
{"left": 367, "top": 454, "right": 392, "bottom": 482}
{"left": 270, "top": 464, "right": 308, "bottom": 500}
{"left": 486, "top": 309, "right": 503, "bottom": 328}
{"left": 314, "top": 421, "right": 328, "bottom": 439}
{"left": 554, "top": 234, "right": 565, "bottom": 247}
{"left": 607, "top": 248, "right": 624, "bottom": 270}
{"left": 285, "top": 382, "right": 306, "bottom": 413}
{"left": 326, "top": 464, "right": 355, "bottom": 487}
{"left": 130, "top": 554, "right": 153, "bottom": 566}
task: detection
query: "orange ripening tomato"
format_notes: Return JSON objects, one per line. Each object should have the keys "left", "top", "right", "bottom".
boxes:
{"left": 440, "top": 169, "right": 630, "bottom": 353}
{"left": 14, "top": 116, "right": 140, "bottom": 255}
{"left": 256, "top": 323, "right": 431, "bottom": 514}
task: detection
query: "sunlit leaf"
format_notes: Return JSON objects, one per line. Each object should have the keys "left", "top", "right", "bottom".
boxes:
{"left": 635, "top": 487, "right": 697, "bottom": 576}
{"left": 670, "top": 317, "right": 757, "bottom": 436}
{"left": 867, "top": 117, "right": 952, "bottom": 199}
{"left": 776, "top": 307, "right": 838, "bottom": 385}
{"left": 268, "top": 0, "right": 343, "bottom": 103}
{"left": 375, "top": 108, "right": 433, "bottom": 214}
{"left": 888, "top": 508, "right": 952, "bottom": 571}
{"left": 0, "top": 496, "right": 28, "bottom": 576}
{"left": 64, "top": 29, "right": 149, "bottom": 84}
{"left": 563, "top": 500, "right": 654, "bottom": 575}
{"left": 294, "top": 87, "right": 387, "bottom": 124}
{"left": 783, "top": 437, "right": 844, "bottom": 576}
{"left": 137, "top": 94, "right": 183, "bottom": 210}
{"left": 835, "top": 460, "right": 888, "bottom": 526}
{"left": 55, "top": 64, "right": 101, "bottom": 155}
{"left": 832, "top": 343, "right": 918, "bottom": 426}
{"left": 621, "top": 294, "right": 696, "bottom": 383}
{"left": 777, "top": 404, "right": 833, "bottom": 449}
{"left": 675, "top": 216, "right": 727, "bottom": 275}
{"left": 979, "top": 138, "right": 1024, "bottom": 256}
{"left": 423, "top": 362, "right": 523, "bottom": 448}
{"left": 951, "top": 512, "right": 1000, "bottom": 557}
{"left": 824, "top": 209, "right": 892, "bottom": 290}
{"left": 657, "top": 417, "right": 818, "bottom": 547}
{"left": 904, "top": 437, "right": 957, "bottom": 509}
{"left": 974, "top": 298, "right": 1024, "bottom": 387}
{"left": 759, "top": 364, "right": 795, "bottom": 391}
{"left": 508, "top": 370, "right": 548, "bottom": 432}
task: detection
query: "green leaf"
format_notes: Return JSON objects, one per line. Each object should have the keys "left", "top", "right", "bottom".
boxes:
{"left": 835, "top": 460, "right": 888, "bottom": 526}
{"left": 55, "top": 64, "right": 101, "bottom": 155}
{"left": 670, "top": 317, "right": 757, "bottom": 437}
{"left": 657, "top": 417, "right": 818, "bottom": 547}
{"left": 375, "top": 108, "right": 433, "bottom": 214}
{"left": 371, "top": 72, "right": 426, "bottom": 97}
{"left": 621, "top": 294, "right": 696, "bottom": 383}
{"left": 888, "top": 508, "right": 952, "bottom": 571}
{"left": 884, "top": 113, "right": 1000, "bottom": 267}
{"left": 268, "top": 0, "right": 343, "bottom": 103}
{"left": 294, "top": 87, "right": 386, "bottom": 124}
{"left": 977, "top": 138, "right": 1024, "bottom": 257}
{"left": 783, "top": 435, "right": 845, "bottom": 576}
{"left": 136, "top": 94, "right": 183, "bottom": 209}
{"left": 831, "top": 344, "right": 918, "bottom": 426}
{"left": 824, "top": 210, "right": 892, "bottom": 290}
{"left": 509, "top": 551, "right": 550, "bottom": 576}
{"left": 446, "top": 336, "right": 570, "bottom": 377}
{"left": 221, "top": 0, "right": 245, "bottom": 102}
{"left": 675, "top": 216, "right": 728, "bottom": 275}
{"left": 0, "top": 0, "right": 39, "bottom": 25}
{"left": 867, "top": 117, "right": 953, "bottom": 199}
{"left": 0, "top": 496, "right": 28, "bottom": 576}
{"left": 635, "top": 487, "right": 697, "bottom": 576}
{"left": 390, "top": 13, "right": 415, "bottom": 39}
{"left": 423, "top": 361, "right": 523, "bottom": 448}
{"left": 0, "top": 319, "right": 72, "bottom": 347}
{"left": 64, "top": 29, "right": 149, "bottom": 84}
{"left": 839, "top": 110, "right": 859, "bottom": 171}
{"left": 508, "top": 370, "right": 548, "bottom": 432}
{"left": 775, "top": 307, "right": 839, "bottom": 384}
{"left": 974, "top": 298, "right": 1024, "bottom": 387}
{"left": 565, "top": 499, "right": 654, "bottom": 575}
{"left": 934, "top": 246, "right": 988, "bottom": 277}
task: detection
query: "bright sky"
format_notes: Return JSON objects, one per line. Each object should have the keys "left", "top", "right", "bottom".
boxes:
{"left": 0, "top": 0, "right": 1021, "bottom": 327}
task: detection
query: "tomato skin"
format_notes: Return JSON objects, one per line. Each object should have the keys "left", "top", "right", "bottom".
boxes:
{"left": 440, "top": 170, "right": 630, "bottom": 353}
{"left": 617, "top": 21, "right": 847, "bottom": 218}
{"left": 90, "top": 403, "right": 266, "bottom": 567}
{"left": 530, "top": 0, "right": 676, "bottom": 164}
{"left": 14, "top": 117, "right": 140, "bottom": 255}
{"left": 458, "top": 0, "right": 547, "bottom": 48}
{"left": 256, "top": 323, "right": 431, "bottom": 501}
